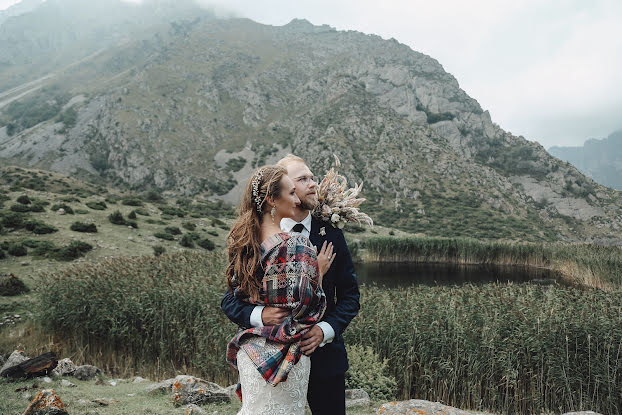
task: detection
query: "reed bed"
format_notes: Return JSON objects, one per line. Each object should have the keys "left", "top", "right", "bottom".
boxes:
{"left": 345, "top": 284, "right": 622, "bottom": 414}
{"left": 37, "top": 251, "right": 238, "bottom": 384}
{"left": 364, "top": 236, "right": 622, "bottom": 288}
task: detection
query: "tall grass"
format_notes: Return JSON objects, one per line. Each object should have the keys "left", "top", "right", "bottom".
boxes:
{"left": 345, "top": 284, "right": 622, "bottom": 415}
{"left": 37, "top": 251, "right": 237, "bottom": 384}
{"left": 364, "top": 236, "right": 622, "bottom": 288}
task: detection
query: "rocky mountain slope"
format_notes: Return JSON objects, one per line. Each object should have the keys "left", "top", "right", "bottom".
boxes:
{"left": 0, "top": 6, "right": 621, "bottom": 243}
{"left": 549, "top": 130, "right": 622, "bottom": 191}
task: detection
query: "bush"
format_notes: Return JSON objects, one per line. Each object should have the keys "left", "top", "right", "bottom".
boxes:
{"left": 153, "top": 245, "right": 166, "bottom": 256}
{"left": 70, "top": 222, "right": 98, "bottom": 233}
{"left": 182, "top": 222, "right": 196, "bottom": 231}
{"left": 180, "top": 234, "right": 195, "bottom": 248}
{"left": 127, "top": 220, "right": 138, "bottom": 229}
{"left": 197, "top": 238, "right": 215, "bottom": 251}
{"left": 344, "top": 223, "right": 366, "bottom": 233}
{"left": 345, "top": 344, "right": 397, "bottom": 400}
{"left": 186, "top": 232, "right": 201, "bottom": 240}
{"left": 86, "top": 201, "right": 107, "bottom": 210}
{"left": 134, "top": 208, "right": 150, "bottom": 216}
{"left": 160, "top": 206, "right": 185, "bottom": 217}
{"left": 207, "top": 230, "right": 218, "bottom": 237}
{"left": 164, "top": 226, "right": 181, "bottom": 235}
{"left": 25, "top": 220, "right": 58, "bottom": 235}
{"left": 8, "top": 243, "right": 27, "bottom": 256}
{"left": 16, "top": 195, "right": 31, "bottom": 205}
{"left": 144, "top": 190, "right": 164, "bottom": 203}
{"left": 30, "top": 202, "right": 46, "bottom": 212}
{"left": 10, "top": 203, "right": 31, "bottom": 212}
{"left": 108, "top": 210, "right": 127, "bottom": 225}
{"left": 0, "top": 274, "right": 30, "bottom": 296}
{"left": 154, "top": 232, "right": 175, "bottom": 241}
{"left": 51, "top": 203, "right": 74, "bottom": 214}
{"left": 0, "top": 249, "right": 5, "bottom": 260}
{"left": 122, "top": 197, "right": 144, "bottom": 207}
{"left": 128, "top": 210, "right": 137, "bottom": 220}
{"left": 53, "top": 241, "right": 93, "bottom": 261}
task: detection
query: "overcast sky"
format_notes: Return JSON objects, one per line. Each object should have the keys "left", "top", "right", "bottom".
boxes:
{"left": 2, "top": 0, "right": 621, "bottom": 148}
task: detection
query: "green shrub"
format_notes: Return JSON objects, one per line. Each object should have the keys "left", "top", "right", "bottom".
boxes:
{"left": 180, "top": 234, "right": 195, "bottom": 248}
{"left": 86, "top": 201, "right": 107, "bottom": 210}
{"left": 128, "top": 210, "right": 137, "bottom": 220}
{"left": 0, "top": 249, "right": 5, "bottom": 260}
{"left": 10, "top": 203, "right": 31, "bottom": 212}
{"left": 186, "top": 232, "right": 201, "bottom": 240}
{"left": 182, "top": 222, "right": 196, "bottom": 231}
{"left": 211, "top": 217, "right": 226, "bottom": 227}
{"left": 144, "top": 190, "right": 164, "bottom": 203}
{"left": 345, "top": 344, "right": 397, "bottom": 400}
{"left": 153, "top": 245, "right": 166, "bottom": 256}
{"left": 160, "top": 206, "right": 185, "bottom": 217}
{"left": 0, "top": 274, "right": 30, "bottom": 296}
{"left": 122, "top": 197, "right": 144, "bottom": 207}
{"left": 207, "top": 230, "right": 218, "bottom": 237}
{"left": 25, "top": 220, "right": 58, "bottom": 234}
{"left": 161, "top": 214, "right": 174, "bottom": 221}
{"left": 197, "top": 238, "right": 215, "bottom": 251}
{"left": 51, "top": 203, "right": 74, "bottom": 214}
{"left": 344, "top": 223, "right": 366, "bottom": 233}
{"left": 26, "top": 240, "right": 58, "bottom": 257}
{"left": 70, "top": 222, "right": 98, "bottom": 233}
{"left": 127, "top": 220, "right": 138, "bottom": 229}
{"left": 30, "top": 202, "right": 46, "bottom": 212}
{"left": 146, "top": 219, "right": 166, "bottom": 225}
{"left": 164, "top": 226, "right": 181, "bottom": 235}
{"left": 16, "top": 195, "right": 31, "bottom": 204}
{"left": 53, "top": 241, "right": 93, "bottom": 261}
{"left": 8, "top": 243, "right": 27, "bottom": 256}
{"left": 154, "top": 232, "right": 175, "bottom": 241}
{"left": 134, "top": 208, "right": 150, "bottom": 216}
{"left": 74, "top": 208, "right": 88, "bottom": 214}
{"left": 108, "top": 210, "right": 127, "bottom": 225}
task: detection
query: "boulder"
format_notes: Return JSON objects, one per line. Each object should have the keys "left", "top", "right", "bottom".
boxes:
{"left": 73, "top": 364, "right": 101, "bottom": 380}
{"left": 2, "top": 352, "right": 57, "bottom": 378}
{"left": 377, "top": 400, "right": 472, "bottom": 415}
{"left": 60, "top": 379, "right": 76, "bottom": 388}
{"left": 51, "top": 358, "right": 76, "bottom": 377}
{"left": 23, "top": 389, "right": 68, "bottom": 415}
{"left": 146, "top": 378, "right": 175, "bottom": 394}
{"left": 132, "top": 376, "right": 147, "bottom": 383}
{"left": 171, "top": 375, "right": 230, "bottom": 406}
{"left": 346, "top": 388, "right": 370, "bottom": 408}
{"left": 185, "top": 403, "right": 206, "bottom": 414}
{"left": 0, "top": 350, "right": 29, "bottom": 376}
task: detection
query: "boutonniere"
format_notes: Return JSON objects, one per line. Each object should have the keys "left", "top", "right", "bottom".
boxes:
{"left": 319, "top": 227, "right": 326, "bottom": 236}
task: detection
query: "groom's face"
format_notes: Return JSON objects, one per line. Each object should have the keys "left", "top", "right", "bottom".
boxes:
{"left": 286, "top": 161, "right": 318, "bottom": 211}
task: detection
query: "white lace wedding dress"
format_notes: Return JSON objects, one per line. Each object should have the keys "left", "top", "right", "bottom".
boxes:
{"left": 236, "top": 349, "right": 310, "bottom": 415}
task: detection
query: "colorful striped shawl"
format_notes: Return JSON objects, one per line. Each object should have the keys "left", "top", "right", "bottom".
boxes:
{"left": 226, "top": 232, "right": 326, "bottom": 397}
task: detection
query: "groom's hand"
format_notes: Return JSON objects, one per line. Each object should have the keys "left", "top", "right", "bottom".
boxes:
{"left": 261, "top": 306, "right": 289, "bottom": 325}
{"left": 301, "top": 325, "right": 324, "bottom": 355}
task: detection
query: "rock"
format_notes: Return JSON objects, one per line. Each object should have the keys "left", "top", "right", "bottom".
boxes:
{"left": 132, "top": 376, "right": 147, "bottom": 383}
{"left": 77, "top": 399, "right": 96, "bottom": 407}
{"left": 52, "top": 358, "right": 76, "bottom": 377}
{"left": 3, "top": 352, "right": 57, "bottom": 378}
{"left": 224, "top": 384, "right": 238, "bottom": 400}
{"left": 41, "top": 376, "right": 52, "bottom": 383}
{"left": 184, "top": 403, "right": 206, "bottom": 414}
{"left": 108, "top": 380, "right": 117, "bottom": 386}
{"left": 93, "top": 398, "right": 119, "bottom": 406}
{"left": 60, "top": 379, "right": 76, "bottom": 387}
{"left": 23, "top": 389, "right": 68, "bottom": 415}
{"left": 0, "top": 350, "right": 29, "bottom": 376}
{"left": 376, "top": 399, "right": 472, "bottom": 415}
{"left": 57, "top": 208, "right": 66, "bottom": 215}
{"left": 73, "top": 364, "right": 101, "bottom": 380}
{"left": 146, "top": 378, "right": 175, "bottom": 394}
{"left": 345, "top": 388, "right": 370, "bottom": 407}
{"left": 171, "top": 375, "right": 230, "bottom": 406}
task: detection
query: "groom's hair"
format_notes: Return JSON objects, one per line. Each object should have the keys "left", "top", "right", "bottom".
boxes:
{"left": 277, "top": 154, "right": 306, "bottom": 168}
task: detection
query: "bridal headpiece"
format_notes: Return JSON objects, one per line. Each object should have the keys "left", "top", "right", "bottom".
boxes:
{"left": 251, "top": 168, "right": 265, "bottom": 213}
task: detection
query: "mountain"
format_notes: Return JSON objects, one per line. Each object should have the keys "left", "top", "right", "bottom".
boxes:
{"left": 549, "top": 130, "right": 622, "bottom": 191}
{"left": 0, "top": 0, "right": 45, "bottom": 27}
{"left": 0, "top": 4, "right": 621, "bottom": 243}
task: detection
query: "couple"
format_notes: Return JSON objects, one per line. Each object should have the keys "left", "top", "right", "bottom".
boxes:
{"left": 221, "top": 154, "right": 360, "bottom": 414}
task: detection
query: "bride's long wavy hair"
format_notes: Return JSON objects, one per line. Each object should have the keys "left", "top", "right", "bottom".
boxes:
{"left": 226, "top": 165, "right": 287, "bottom": 300}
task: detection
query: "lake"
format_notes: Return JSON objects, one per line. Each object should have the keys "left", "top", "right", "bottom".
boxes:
{"left": 355, "top": 262, "right": 564, "bottom": 287}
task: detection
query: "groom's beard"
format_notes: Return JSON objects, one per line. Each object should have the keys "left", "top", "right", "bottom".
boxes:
{"left": 298, "top": 195, "right": 318, "bottom": 212}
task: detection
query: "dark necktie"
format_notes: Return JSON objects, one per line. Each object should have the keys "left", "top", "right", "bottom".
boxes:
{"left": 292, "top": 223, "right": 305, "bottom": 233}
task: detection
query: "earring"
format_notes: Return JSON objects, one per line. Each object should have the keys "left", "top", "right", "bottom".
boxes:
{"left": 270, "top": 206, "right": 276, "bottom": 224}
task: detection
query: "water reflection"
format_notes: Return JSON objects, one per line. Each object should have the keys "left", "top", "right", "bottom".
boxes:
{"left": 355, "top": 262, "right": 564, "bottom": 288}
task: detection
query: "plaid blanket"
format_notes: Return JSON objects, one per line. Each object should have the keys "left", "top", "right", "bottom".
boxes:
{"left": 226, "top": 232, "right": 326, "bottom": 398}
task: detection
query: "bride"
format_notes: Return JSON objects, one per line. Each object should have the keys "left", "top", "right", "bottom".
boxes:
{"left": 225, "top": 165, "right": 333, "bottom": 414}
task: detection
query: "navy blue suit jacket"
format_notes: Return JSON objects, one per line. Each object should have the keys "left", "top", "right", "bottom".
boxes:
{"left": 221, "top": 216, "right": 360, "bottom": 377}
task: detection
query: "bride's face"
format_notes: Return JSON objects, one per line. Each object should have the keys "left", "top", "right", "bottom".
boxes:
{"left": 273, "top": 175, "right": 300, "bottom": 220}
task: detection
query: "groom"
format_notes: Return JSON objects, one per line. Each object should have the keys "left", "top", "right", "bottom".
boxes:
{"left": 221, "top": 154, "right": 360, "bottom": 414}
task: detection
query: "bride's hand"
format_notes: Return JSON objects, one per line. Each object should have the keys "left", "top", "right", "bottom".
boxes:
{"left": 317, "top": 241, "right": 335, "bottom": 280}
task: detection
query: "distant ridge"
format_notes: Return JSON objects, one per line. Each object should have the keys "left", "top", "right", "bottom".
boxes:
{"left": 549, "top": 130, "right": 622, "bottom": 190}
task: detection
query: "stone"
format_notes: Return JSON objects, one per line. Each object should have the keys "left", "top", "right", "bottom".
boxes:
{"left": 146, "top": 378, "right": 175, "bottom": 394}
{"left": 77, "top": 399, "right": 96, "bottom": 407}
{"left": 376, "top": 399, "right": 472, "bottom": 415}
{"left": 171, "top": 375, "right": 230, "bottom": 406}
{"left": 51, "top": 358, "right": 76, "bottom": 377}
{"left": 73, "top": 364, "right": 101, "bottom": 381}
{"left": 93, "top": 398, "right": 119, "bottom": 406}
{"left": 23, "top": 389, "right": 68, "bottom": 415}
{"left": 345, "top": 388, "right": 370, "bottom": 408}
{"left": 224, "top": 384, "right": 238, "bottom": 400}
{"left": 41, "top": 376, "right": 52, "bottom": 383}
{"left": 108, "top": 380, "right": 117, "bottom": 386}
{"left": 132, "top": 376, "right": 147, "bottom": 383}
{"left": 60, "top": 379, "right": 76, "bottom": 387}
{"left": 57, "top": 208, "right": 66, "bottom": 215}
{"left": 0, "top": 350, "right": 29, "bottom": 376}
{"left": 185, "top": 403, "right": 206, "bottom": 414}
